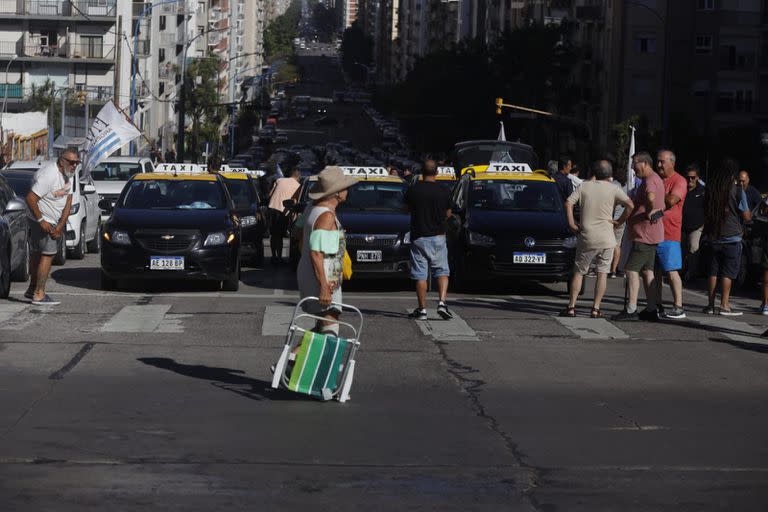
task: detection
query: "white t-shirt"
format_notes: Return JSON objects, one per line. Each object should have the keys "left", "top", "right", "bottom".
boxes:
{"left": 568, "top": 174, "right": 583, "bottom": 188}
{"left": 30, "top": 162, "right": 71, "bottom": 224}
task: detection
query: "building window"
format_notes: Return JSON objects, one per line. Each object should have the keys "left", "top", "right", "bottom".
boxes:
{"left": 159, "top": 47, "right": 166, "bottom": 63}
{"left": 695, "top": 35, "right": 713, "bottom": 54}
{"left": 198, "top": 25, "right": 205, "bottom": 37}
{"left": 634, "top": 33, "right": 657, "bottom": 54}
{"left": 159, "top": 82, "right": 165, "bottom": 96}
{"left": 717, "top": 90, "right": 754, "bottom": 113}
{"left": 697, "top": 0, "right": 714, "bottom": 10}
{"left": 159, "top": 16, "right": 166, "bottom": 31}
{"left": 80, "top": 35, "right": 103, "bottom": 58}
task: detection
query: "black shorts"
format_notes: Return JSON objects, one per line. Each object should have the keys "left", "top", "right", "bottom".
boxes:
{"left": 708, "top": 242, "right": 742, "bottom": 280}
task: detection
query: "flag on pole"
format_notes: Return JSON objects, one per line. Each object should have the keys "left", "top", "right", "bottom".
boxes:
{"left": 82, "top": 101, "right": 142, "bottom": 175}
{"left": 626, "top": 125, "right": 636, "bottom": 193}
{"left": 497, "top": 121, "right": 506, "bottom": 142}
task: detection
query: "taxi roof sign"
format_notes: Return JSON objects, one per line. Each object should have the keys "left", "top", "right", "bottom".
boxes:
{"left": 154, "top": 163, "right": 208, "bottom": 174}
{"left": 486, "top": 162, "right": 533, "bottom": 174}
{"left": 437, "top": 166, "right": 455, "bottom": 176}
{"left": 341, "top": 166, "right": 387, "bottom": 177}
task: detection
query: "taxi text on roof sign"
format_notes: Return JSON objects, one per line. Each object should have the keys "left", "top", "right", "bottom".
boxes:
{"left": 437, "top": 166, "right": 455, "bottom": 176}
{"left": 155, "top": 163, "right": 208, "bottom": 174}
{"left": 341, "top": 167, "right": 387, "bottom": 177}
{"left": 487, "top": 162, "right": 533, "bottom": 173}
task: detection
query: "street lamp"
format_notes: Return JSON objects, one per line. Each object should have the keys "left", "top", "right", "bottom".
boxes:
{"left": 229, "top": 65, "right": 266, "bottom": 158}
{"left": 0, "top": 54, "right": 18, "bottom": 151}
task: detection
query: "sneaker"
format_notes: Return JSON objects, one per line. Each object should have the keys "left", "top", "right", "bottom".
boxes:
{"left": 612, "top": 310, "right": 639, "bottom": 321}
{"left": 638, "top": 309, "right": 659, "bottom": 322}
{"left": 607, "top": 272, "right": 618, "bottom": 279}
{"left": 665, "top": 306, "right": 686, "bottom": 319}
{"left": 702, "top": 305, "right": 716, "bottom": 315}
{"left": 409, "top": 308, "right": 427, "bottom": 320}
{"left": 31, "top": 294, "right": 60, "bottom": 306}
{"left": 761, "top": 305, "right": 768, "bottom": 316}
{"left": 719, "top": 308, "right": 743, "bottom": 317}
{"left": 437, "top": 301, "right": 453, "bottom": 320}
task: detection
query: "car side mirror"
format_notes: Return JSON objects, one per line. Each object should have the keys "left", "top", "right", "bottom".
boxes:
{"left": 98, "top": 198, "right": 115, "bottom": 211}
{"left": 82, "top": 184, "right": 96, "bottom": 195}
{"left": 4, "top": 197, "right": 26, "bottom": 213}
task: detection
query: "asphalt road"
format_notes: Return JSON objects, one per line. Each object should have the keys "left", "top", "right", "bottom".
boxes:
{"left": 1, "top": 252, "right": 767, "bottom": 510}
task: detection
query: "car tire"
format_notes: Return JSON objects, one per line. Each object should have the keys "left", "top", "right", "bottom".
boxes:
{"left": 222, "top": 263, "right": 240, "bottom": 292}
{"left": 0, "top": 247, "right": 10, "bottom": 299}
{"left": 53, "top": 237, "right": 66, "bottom": 266}
{"left": 86, "top": 226, "right": 101, "bottom": 254}
{"left": 10, "top": 236, "right": 30, "bottom": 282}
{"left": 70, "top": 224, "right": 86, "bottom": 260}
{"left": 100, "top": 270, "right": 116, "bottom": 291}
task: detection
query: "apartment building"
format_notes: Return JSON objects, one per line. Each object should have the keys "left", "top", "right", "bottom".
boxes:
{"left": 341, "top": 0, "right": 359, "bottom": 28}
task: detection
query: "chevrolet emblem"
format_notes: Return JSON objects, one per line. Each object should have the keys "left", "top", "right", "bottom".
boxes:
{"left": 161, "top": 234, "right": 175, "bottom": 240}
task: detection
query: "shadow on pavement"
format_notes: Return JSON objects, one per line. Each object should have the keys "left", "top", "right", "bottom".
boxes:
{"left": 137, "top": 357, "right": 308, "bottom": 401}
{"left": 51, "top": 266, "right": 101, "bottom": 291}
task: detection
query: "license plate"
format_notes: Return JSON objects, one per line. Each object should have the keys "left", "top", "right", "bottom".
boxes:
{"left": 513, "top": 252, "right": 546, "bottom": 264}
{"left": 356, "top": 250, "right": 382, "bottom": 263}
{"left": 150, "top": 256, "right": 185, "bottom": 270}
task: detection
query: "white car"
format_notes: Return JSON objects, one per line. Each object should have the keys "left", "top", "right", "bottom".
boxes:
{"left": 90, "top": 156, "right": 154, "bottom": 222}
{"left": 7, "top": 160, "right": 101, "bottom": 259}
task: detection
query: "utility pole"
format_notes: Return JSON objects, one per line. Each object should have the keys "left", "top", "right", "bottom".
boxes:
{"left": 176, "top": 1, "right": 188, "bottom": 162}
{"left": 228, "top": 0, "right": 237, "bottom": 159}
{"left": 60, "top": 93, "right": 66, "bottom": 139}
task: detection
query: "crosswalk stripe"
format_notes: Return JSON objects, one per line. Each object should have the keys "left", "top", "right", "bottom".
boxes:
{"left": 688, "top": 316, "right": 768, "bottom": 347}
{"left": 410, "top": 310, "right": 479, "bottom": 341}
{"left": 0, "top": 304, "right": 27, "bottom": 324}
{"left": 262, "top": 305, "right": 294, "bottom": 336}
{"left": 554, "top": 317, "right": 630, "bottom": 339}
{"left": 100, "top": 305, "right": 172, "bottom": 333}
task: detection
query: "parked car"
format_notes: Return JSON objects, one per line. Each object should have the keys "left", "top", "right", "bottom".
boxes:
{"left": 0, "top": 174, "right": 30, "bottom": 290}
{"left": 90, "top": 156, "right": 154, "bottom": 223}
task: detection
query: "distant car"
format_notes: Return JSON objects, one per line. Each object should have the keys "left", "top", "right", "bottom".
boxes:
{"left": 275, "top": 132, "right": 289, "bottom": 144}
{"left": 90, "top": 156, "right": 154, "bottom": 223}
{"left": 0, "top": 173, "right": 31, "bottom": 289}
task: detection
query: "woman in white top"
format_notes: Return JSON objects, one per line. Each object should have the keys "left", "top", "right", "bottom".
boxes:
{"left": 297, "top": 166, "right": 358, "bottom": 334}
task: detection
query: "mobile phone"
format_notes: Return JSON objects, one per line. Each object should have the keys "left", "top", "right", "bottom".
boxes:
{"left": 650, "top": 210, "right": 664, "bottom": 222}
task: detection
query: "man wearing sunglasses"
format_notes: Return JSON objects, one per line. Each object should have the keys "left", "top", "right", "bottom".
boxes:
{"left": 24, "top": 150, "right": 78, "bottom": 306}
{"left": 682, "top": 163, "right": 705, "bottom": 281}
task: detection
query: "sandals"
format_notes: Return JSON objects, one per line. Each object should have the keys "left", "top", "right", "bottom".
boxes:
{"left": 590, "top": 308, "right": 603, "bottom": 319}
{"left": 559, "top": 306, "right": 576, "bottom": 318}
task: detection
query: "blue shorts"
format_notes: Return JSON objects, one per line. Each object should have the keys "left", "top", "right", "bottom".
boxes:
{"left": 656, "top": 240, "right": 682, "bottom": 272}
{"left": 410, "top": 235, "right": 450, "bottom": 281}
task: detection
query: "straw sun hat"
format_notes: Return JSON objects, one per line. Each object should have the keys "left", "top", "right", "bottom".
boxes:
{"left": 308, "top": 166, "right": 359, "bottom": 200}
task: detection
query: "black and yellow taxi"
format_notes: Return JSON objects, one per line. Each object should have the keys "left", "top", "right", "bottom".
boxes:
{"left": 447, "top": 140, "right": 576, "bottom": 286}
{"left": 218, "top": 168, "right": 266, "bottom": 267}
{"left": 286, "top": 167, "right": 411, "bottom": 278}
{"left": 99, "top": 166, "right": 241, "bottom": 291}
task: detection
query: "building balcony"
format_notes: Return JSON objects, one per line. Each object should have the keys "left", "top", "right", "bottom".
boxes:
{"left": 0, "top": 83, "right": 22, "bottom": 98}
{"left": 0, "top": 0, "right": 117, "bottom": 19}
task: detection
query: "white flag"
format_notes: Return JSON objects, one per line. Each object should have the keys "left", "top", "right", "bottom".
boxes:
{"left": 82, "top": 101, "right": 141, "bottom": 175}
{"left": 497, "top": 121, "right": 506, "bottom": 142}
{"left": 626, "top": 125, "right": 636, "bottom": 193}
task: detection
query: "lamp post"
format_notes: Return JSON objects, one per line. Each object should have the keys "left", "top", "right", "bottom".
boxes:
{"left": 0, "top": 54, "right": 18, "bottom": 151}
{"left": 229, "top": 65, "right": 264, "bottom": 159}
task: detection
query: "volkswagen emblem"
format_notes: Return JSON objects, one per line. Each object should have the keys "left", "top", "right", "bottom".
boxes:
{"left": 365, "top": 235, "right": 376, "bottom": 243}
{"left": 524, "top": 236, "right": 536, "bottom": 248}
{"left": 161, "top": 234, "right": 175, "bottom": 240}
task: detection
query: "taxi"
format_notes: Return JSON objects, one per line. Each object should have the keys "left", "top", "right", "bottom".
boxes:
{"left": 446, "top": 141, "right": 576, "bottom": 287}
{"left": 99, "top": 166, "right": 241, "bottom": 291}
{"left": 287, "top": 167, "right": 411, "bottom": 278}
{"left": 218, "top": 168, "right": 266, "bottom": 267}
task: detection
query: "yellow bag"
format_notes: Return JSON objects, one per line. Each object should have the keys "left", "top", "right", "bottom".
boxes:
{"left": 342, "top": 250, "right": 353, "bottom": 281}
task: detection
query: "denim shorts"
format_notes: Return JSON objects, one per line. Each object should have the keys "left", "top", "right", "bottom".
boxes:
{"left": 410, "top": 235, "right": 450, "bottom": 281}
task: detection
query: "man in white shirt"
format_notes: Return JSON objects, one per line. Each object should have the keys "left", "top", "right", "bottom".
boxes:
{"left": 24, "top": 150, "right": 78, "bottom": 305}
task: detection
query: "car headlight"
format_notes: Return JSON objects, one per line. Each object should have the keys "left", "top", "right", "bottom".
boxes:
{"left": 468, "top": 231, "right": 495, "bottom": 247}
{"left": 240, "top": 215, "right": 257, "bottom": 227}
{"left": 563, "top": 236, "right": 578, "bottom": 249}
{"left": 402, "top": 231, "right": 410, "bottom": 244}
{"left": 204, "top": 231, "right": 236, "bottom": 246}
{"left": 69, "top": 202, "right": 80, "bottom": 215}
{"left": 106, "top": 229, "right": 131, "bottom": 245}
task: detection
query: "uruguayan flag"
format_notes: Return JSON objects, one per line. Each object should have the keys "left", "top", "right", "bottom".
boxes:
{"left": 82, "top": 101, "right": 141, "bottom": 176}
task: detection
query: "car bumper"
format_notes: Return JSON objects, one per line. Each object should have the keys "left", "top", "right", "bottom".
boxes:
{"left": 101, "top": 242, "right": 239, "bottom": 281}
{"left": 347, "top": 244, "right": 411, "bottom": 278}
{"left": 461, "top": 246, "right": 575, "bottom": 282}
{"left": 65, "top": 215, "right": 83, "bottom": 248}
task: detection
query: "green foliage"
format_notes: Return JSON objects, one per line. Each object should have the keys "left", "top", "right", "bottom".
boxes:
{"left": 184, "top": 56, "right": 223, "bottom": 162}
{"left": 264, "top": 0, "right": 301, "bottom": 60}
{"left": 611, "top": 115, "right": 641, "bottom": 184}
{"left": 275, "top": 62, "right": 299, "bottom": 84}
{"left": 29, "top": 79, "right": 80, "bottom": 138}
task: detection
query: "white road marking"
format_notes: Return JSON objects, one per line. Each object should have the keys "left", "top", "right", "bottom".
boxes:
{"left": 155, "top": 314, "right": 191, "bottom": 334}
{"left": 554, "top": 317, "right": 630, "bottom": 339}
{"left": 600, "top": 425, "right": 669, "bottom": 431}
{"left": 100, "top": 305, "right": 173, "bottom": 333}
{"left": 411, "top": 310, "right": 479, "bottom": 342}
{"left": 262, "top": 305, "right": 295, "bottom": 336}
{"left": 688, "top": 316, "right": 768, "bottom": 347}
{"left": 0, "top": 303, "right": 27, "bottom": 324}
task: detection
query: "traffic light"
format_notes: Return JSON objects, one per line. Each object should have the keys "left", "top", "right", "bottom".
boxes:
{"left": 495, "top": 97, "right": 503, "bottom": 115}
{"left": 77, "top": 90, "right": 87, "bottom": 106}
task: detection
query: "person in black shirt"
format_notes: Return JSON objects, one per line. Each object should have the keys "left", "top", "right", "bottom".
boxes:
{"left": 682, "top": 163, "right": 706, "bottom": 280}
{"left": 553, "top": 155, "right": 574, "bottom": 201}
{"left": 404, "top": 159, "right": 453, "bottom": 320}
{"left": 738, "top": 170, "right": 761, "bottom": 211}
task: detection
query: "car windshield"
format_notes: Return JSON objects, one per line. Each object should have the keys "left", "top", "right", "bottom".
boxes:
{"left": 469, "top": 180, "right": 562, "bottom": 212}
{"left": 91, "top": 162, "right": 143, "bottom": 181}
{"left": 121, "top": 180, "right": 225, "bottom": 210}
{"left": 455, "top": 143, "right": 538, "bottom": 170}
{"left": 223, "top": 178, "right": 255, "bottom": 210}
{"left": 5, "top": 175, "right": 32, "bottom": 196}
{"left": 339, "top": 182, "right": 406, "bottom": 211}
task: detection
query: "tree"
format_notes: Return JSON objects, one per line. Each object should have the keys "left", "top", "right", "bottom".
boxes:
{"left": 264, "top": 0, "right": 301, "bottom": 60}
{"left": 184, "top": 57, "right": 222, "bottom": 162}
{"left": 29, "top": 79, "right": 79, "bottom": 138}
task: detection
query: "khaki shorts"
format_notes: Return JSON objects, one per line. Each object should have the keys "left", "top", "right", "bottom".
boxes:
{"left": 574, "top": 247, "right": 614, "bottom": 275}
{"left": 614, "top": 224, "right": 626, "bottom": 245}
{"left": 30, "top": 221, "right": 59, "bottom": 256}
{"left": 625, "top": 242, "right": 657, "bottom": 272}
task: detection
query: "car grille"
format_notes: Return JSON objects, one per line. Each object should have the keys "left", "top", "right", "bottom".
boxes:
{"left": 134, "top": 229, "right": 199, "bottom": 253}
{"left": 346, "top": 234, "right": 400, "bottom": 248}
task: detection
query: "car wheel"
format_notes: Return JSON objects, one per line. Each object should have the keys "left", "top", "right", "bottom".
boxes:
{"left": 0, "top": 248, "right": 10, "bottom": 299}
{"left": 86, "top": 226, "right": 101, "bottom": 253}
{"left": 10, "top": 236, "right": 30, "bottom": 282}
{"left": 53, "top": 237, "right": 66, "bottom": 266}
{"left": 222, "top": 262, "right": 240, "bottom": 292}
{"left": 70, "top": 224, "right": 86, "bottom": 259}
{"left": 100, "top": 270, "right": 116, "bottom": 291}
